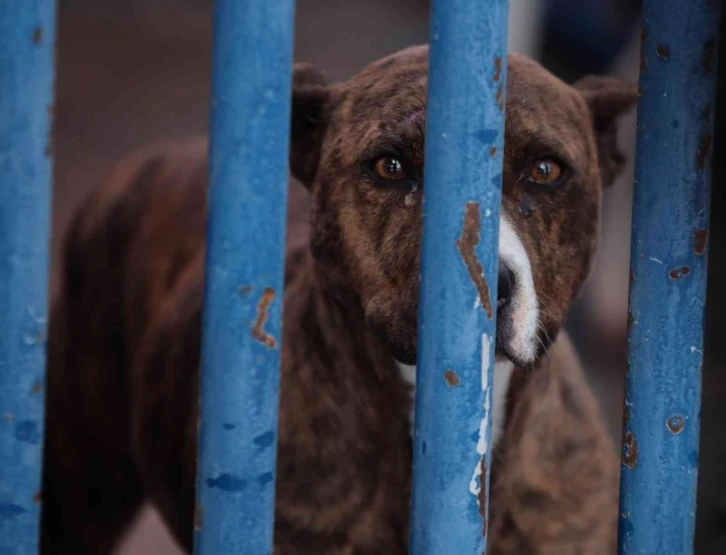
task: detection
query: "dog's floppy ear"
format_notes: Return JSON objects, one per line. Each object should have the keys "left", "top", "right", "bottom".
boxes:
{"left": 574, "top": 75, "right": 638, "bottom": 187}
{"left": 290, "top": 63, "right": 331, "bottom": 185}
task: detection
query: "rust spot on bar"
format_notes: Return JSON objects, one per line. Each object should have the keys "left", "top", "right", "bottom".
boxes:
{"left": 622, "top": 431, "right": 638, "bottom": 469}
{"left": 693, "top": 229, "right": 708, "bottom": 255}
{"left": 443, "top": 370, "right": 460, "bottom": 387}
{"left": 477, "top": 457, "right": 488, "bottom": 539}
{"left": 697, "top": 134, "right": 713, "bottom": 170}
{"left": 456, "top": 202, "right": 493, "bottom": 319}
{"left": 31, "top": 382, "right": 42, "bottom": 395}
{"left": 34, "top": 492, "right": 41, "bottom": 505}
{"left": 32, "top": 27, "right": 42, "bottom": 44}
{"left": 655, "top": 44, "right": 670, "bottom": 60}
{"left": 623, "top": 405, "right": 630, "bottom": 427}
{"left": 489, "top": 146, "right": 497, "bottom": 157}
{"left": 703, "top": 39, "right": 716, "bottom": 74}
{"left": 629, "top": 269, "right": 635, "bottom": 285}
{"left": 194, "top": 504, "right": 202, "bottom": 531}
{"left": 496, "top": 85, "right": 504, "bottom": 112}
{"left": 669, "top": 266, "right": 690, "bottom": 280}
{"left": 251, "top": 288, "right": 277, "bottom": 349}
{"left": 238, "top": 285, "right": 253, "bottom": 297}
{"left": 3, "top": 413, "right": 13, "bottom": 421}
{"left": 666, "top": 416, "right": 685, "bottom": 435}
{"left": 493, "top": 57, "right": 502, "bottom": 82}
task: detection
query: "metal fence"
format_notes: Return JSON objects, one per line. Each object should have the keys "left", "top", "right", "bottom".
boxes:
{"left": 0, "top": 0, "right": 719, "bottom": 554}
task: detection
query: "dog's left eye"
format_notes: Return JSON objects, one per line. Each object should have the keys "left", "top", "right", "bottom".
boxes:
{"left": 373, "top": 156, "right": 407, "bottom": 181}
{"left": 528, "top": 157, "right": 563, "bottom": 186}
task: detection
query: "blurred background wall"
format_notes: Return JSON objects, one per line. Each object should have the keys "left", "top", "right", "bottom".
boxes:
{"left": 51, "top": 1, "right": 723, "bottom": 553}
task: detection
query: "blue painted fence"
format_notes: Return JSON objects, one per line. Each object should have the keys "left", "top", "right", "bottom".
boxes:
{"left": 194, "top": 0, "right": 295, "bottom": 554}
{"left": 0, "top": 1, "right": 56, "bottom": 554}
{"left": 410, "top": 0, "right": 508, "bottom": 553}
{"left": 0, "top": 0, "right": 721, "bottom": 553}
{"left": 619, "top": 1, "right": 720, "bottom": 554}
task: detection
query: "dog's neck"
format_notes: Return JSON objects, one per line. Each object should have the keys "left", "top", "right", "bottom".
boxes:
{"left": 286, "top": 250, "right": 514, "bottom": 449}
{"left": 396, "top": 359, "right": 515, "bottom": 446}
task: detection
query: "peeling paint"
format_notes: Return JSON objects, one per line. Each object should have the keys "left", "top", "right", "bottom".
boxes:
{"left": 669, "top": 266, "right": 690, "bottom": 280}
{"left": 253, "top": 431, "right": 275, "bottom": 452}
{"left": 250, "top": 287, "right": 277, "bottom": 348}
{"left": 693, "top": 229, "right": 708, "bottom": 255}
{"left": 0, "top": 503, "right": 26, "bottom": 520}
{"left": 206, "top": 474, "right": 247, "bottom": 492}
{"left": 493, "top": 56, "right": 502, "bottom": 82}
{"left": 696, "top": 133, "right": 713, "bottom": 170}
{"left": 469, "top": 334, "right": 492, "bottom": 502}
{"left": 623, "top": 431, "right": 639, "bottom": 470}
{"left": 666, "top": 416, "right": 685, "bottom": 434}
{"left": 655, "top": 44, "right": 670, "bottom": 60}
{"left": 496, "top": 84, "right": 504, "bottom": 112}
{"left": 456, "top": 202, "right": 493, "bottom": 318}
{"left": 443, "top": 370, "right": 460, "bottom": 387}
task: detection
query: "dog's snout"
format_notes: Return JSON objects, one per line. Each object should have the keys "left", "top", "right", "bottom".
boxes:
{"left": 497, "top": 263, "right": 515, "bottom": 311}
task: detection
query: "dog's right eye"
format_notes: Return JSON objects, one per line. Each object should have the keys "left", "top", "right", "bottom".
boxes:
{"left": 373, "top": 156, "right": 407, "bottom": 181}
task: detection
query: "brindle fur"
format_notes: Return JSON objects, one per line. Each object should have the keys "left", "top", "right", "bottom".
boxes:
{"left": 41, "top": 47, "right": 635, "bottom": 554}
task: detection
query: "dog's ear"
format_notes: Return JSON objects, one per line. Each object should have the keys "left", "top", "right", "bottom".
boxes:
{"left": 290, "top": 63, "right": 331, "bottom": 185}
{"left": 574, "top": 75, "right": 638, "bottom": 188}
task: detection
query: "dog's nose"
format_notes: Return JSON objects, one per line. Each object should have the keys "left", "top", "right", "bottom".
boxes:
{"left": 497, "top": 264, "right": 515, "bottom": 311}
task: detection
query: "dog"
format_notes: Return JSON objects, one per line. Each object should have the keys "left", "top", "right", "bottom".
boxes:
{"left": 41, "top": 46, "right": 636, "bottom": 554}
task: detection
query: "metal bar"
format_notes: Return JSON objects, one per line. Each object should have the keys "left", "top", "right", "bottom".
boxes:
{"left": 0, "top": 1, "right": 55, "bottom": 553}
{"left": 619, "top": 1, "right": 720, "bottom": 553}
{"left": 410, "top": 0, "right": 508, "bottom": 552}
{"left": 194, "top": 0, "right": 295, "bottom": 553}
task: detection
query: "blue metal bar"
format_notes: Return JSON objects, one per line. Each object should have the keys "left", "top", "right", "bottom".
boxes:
{"left": 411, "top": 0, "right": 508, "bottom": 552}
{"left": 194, "top": 0, "right": 295, "bottom": 553}
{"left": 619, "top": 1, "right": 720, "bottom": 553}
{"left": 0, "top": 1, "right": 55, "bottom": 553}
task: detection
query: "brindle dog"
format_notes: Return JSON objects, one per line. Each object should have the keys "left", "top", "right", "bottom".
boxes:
{"left": 41, "top": 46, "right": 636, "bottom": 554}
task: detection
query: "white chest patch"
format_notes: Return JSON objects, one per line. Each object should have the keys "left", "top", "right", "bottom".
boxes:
{"left": 397, "top": 357, "right": 515, "bottom": 446}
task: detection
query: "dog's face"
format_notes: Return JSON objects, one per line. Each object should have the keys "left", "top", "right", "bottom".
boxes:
{"left": 290, "top": 46, "right": 636, "bottom": 367}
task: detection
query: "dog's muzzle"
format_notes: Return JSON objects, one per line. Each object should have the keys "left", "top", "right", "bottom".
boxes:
{"left": 495, "top": 216, "right": 540, "bottom": 367}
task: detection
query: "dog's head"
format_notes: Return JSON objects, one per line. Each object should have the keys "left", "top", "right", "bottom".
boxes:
{"left": 290, "top": 46, "right": 636, "bottom": 367}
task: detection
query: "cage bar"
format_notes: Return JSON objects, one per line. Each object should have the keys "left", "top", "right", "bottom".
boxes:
{"left": 619, "top": 1, "right": 720, "bottom": 553}
{"left": 0, "top": 1, "right": 55, "bottom": 553}
{"left": 194, "top": 0, "right": 295, "bottom": 553}
{"left": 410, "top": 0, "right": 509, "bottom": 553}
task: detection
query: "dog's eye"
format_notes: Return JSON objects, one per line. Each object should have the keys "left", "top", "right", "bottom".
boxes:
{"left": 373, "top": 156, "right": 407, "bottom": 181}
{"left": 529, "top": 157, "right": 563, "bottom": 186}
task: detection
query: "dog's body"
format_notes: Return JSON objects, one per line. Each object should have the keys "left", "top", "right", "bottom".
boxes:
{"left": 41, "top": 47, "right": 635, "bottom": 554}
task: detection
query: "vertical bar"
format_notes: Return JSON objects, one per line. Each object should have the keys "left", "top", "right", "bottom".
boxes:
{"left": 0, "top": 1, "right": 55, "bottom": 554}
{"left": 194, "top": 0, "right": 294, "bottom": 553}
{"left": 619, "top": 1, "right": 720, "bottom": 553}
{"left": 411, "top": 0, "right": 508, "bottom": 553}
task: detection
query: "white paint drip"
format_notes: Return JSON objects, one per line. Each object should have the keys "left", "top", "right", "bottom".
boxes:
{"left": 470, "top": 333, "right": 493, "bottom": 500}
